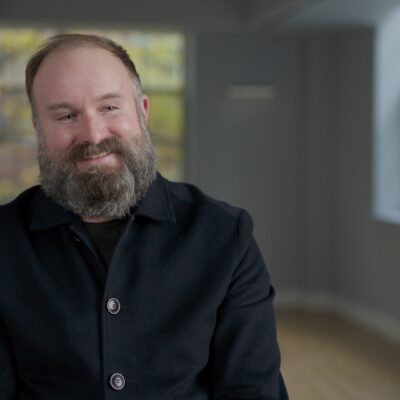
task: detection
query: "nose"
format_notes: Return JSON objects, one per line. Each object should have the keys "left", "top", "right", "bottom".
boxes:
{"left": 77, "top": 112, "right": 108, "bottom": 144}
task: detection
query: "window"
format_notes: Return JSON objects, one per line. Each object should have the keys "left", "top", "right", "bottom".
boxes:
{"left": 0, "top": 28, "right": 185, "bottom": 203}
{"left": 373, "top": 8, "right": 400, "bottom": 223}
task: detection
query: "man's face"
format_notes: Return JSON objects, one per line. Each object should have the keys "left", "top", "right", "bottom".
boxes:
{"left": 31, "top": 46, "right": 157, "bottom": 220}
{"left": 33, "top": 46, "right": 148, "bottom": 171}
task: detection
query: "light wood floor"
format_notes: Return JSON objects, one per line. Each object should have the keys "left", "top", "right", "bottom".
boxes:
{"left": 276, "top": 309, "right": 400, "bottom": 400}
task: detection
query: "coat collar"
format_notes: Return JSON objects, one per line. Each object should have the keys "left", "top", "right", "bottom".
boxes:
{"left": 134, "top": 172, "right": 176, "bottom": 223}
{"left": 30, "top": 172, "right": 176, "bottom": 231}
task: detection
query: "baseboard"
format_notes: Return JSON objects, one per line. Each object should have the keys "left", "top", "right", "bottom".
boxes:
{"left": 275, "top": 290, "right": 400, "bottom": 344}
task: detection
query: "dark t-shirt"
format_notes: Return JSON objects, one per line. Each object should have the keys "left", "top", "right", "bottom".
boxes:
{"left": 83, "top": 217, "right": 129, "bottom": 267}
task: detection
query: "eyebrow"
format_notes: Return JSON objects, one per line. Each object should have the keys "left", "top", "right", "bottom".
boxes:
{"left": 96, "top": 92, "right": 123, "bottom": 101}
{"left": 47, "top": 102, "right": 74, "bottom": 112}
{"left": 46, "top": 93, "right": 123, "bottom": 112}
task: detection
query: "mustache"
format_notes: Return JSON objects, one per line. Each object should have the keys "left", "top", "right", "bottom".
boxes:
{"left": 65, "top": 137, "right": 130, "bottom": 163}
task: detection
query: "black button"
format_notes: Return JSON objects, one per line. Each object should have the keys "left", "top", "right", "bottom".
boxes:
{"left": 107, "top": 298, "right": 121, "bottom": 315}
{"left": 110, "top": 372, "right": 125, "bottom": 390}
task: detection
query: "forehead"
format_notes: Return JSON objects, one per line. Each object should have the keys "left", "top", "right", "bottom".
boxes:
{"left": 32, "top": 46, "right": 133, "bottom": 104}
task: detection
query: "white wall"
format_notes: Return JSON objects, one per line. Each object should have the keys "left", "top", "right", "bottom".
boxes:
{"left": 187, "top": 32, "right": 305, "bottom": 290}
{"left": 188, "top": 28, "right": 400, "bottom": 337}
{"left": 281, "top": 27, "right": 400, "bottom": 338}
{"left": 314, "top": 29, "right": 400, "bottom": 323}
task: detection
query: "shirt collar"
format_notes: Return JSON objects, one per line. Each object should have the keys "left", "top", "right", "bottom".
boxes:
{"left": 30, "top": 172, "right": 176, "bottom": 231}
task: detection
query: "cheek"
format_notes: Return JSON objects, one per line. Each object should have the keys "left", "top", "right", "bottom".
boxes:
{"left": 39, "top": 126, "right": 76, "bottom": 153}
{"left": 111, "top": 115, "right": 142, "bottom": 140}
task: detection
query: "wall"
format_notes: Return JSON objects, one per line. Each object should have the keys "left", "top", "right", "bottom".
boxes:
{"left": 326, "top": 29, "right": 400, "bottom": 323}
{"left": 301, "top": 35, "right": 332, "bottom": 294}
{"left": 187, "top": 32, "right": 305, "bottom": 290}
{"left": 187, "top": 28, "right": 400, "bottom": 337}
{"left": 300, "top": 28, "right": 400, "bottom": 335}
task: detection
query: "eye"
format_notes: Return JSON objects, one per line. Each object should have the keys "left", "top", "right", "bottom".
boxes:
{"left": 57, "top": 113, "right": 77, "bottom": 121}
{"left": 103, "top": 105, "right": 118, "bottom": 112}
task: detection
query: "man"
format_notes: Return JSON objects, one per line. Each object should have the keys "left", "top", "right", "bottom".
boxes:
{"left": 0, "top": 34, "right": 288, "bottom": 399}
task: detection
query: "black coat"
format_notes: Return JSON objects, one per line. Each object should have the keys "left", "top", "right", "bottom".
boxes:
{"left": 0, "top": 173, "right": 288, "bottom": 399}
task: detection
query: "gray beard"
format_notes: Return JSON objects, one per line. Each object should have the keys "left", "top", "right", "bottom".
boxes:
{"left": 37, "top": 127, "right": 157, "bottom": 220}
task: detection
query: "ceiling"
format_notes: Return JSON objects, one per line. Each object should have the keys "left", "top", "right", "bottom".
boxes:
{"left": 230, "top": 0, "right": 400, "bottom": 32}
{"left": 277, "top": 0, "right": 400, "bottom": 32}
{"left": 0, "top": 0, "right": 399, "bottom": 32}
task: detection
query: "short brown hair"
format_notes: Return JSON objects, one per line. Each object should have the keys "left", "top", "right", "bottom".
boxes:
{"left": 25, "top": 33, "right": 142, "bottom": 107}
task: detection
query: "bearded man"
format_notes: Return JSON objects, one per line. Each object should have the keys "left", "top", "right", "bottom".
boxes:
{"left": 0, "top": 34, "right": 288, "bottom": 400}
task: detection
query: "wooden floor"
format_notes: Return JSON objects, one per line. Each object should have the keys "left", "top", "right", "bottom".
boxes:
{"left": 276, "top": 309, "right": 400, "bottom": 400}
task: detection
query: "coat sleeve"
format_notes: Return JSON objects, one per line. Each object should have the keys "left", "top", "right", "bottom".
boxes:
{"left": 0, "top": 314, "right": 18, "bottom": 399}
{"left": 208, "top": 209, "right": 289, "bottom": 400}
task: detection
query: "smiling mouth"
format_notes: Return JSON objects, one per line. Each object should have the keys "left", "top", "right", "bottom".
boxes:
{"left": 83, "top": 152, "right": 111, "bottom": 160}
{"left": 75, "top": 152, "right": 120, "bottom": 172}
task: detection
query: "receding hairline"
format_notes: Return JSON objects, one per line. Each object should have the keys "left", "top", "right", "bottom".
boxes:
{"left": 33, "top": 39, "right": 134, "bottom": 62}
{"left": 32, "top": 43, "right": 136, "bottom": 80}
{"left": 26, "top": 33, "right": 143, "bottom": 113}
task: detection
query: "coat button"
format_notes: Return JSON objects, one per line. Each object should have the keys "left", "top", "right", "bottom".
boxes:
{"left": 110, "top": 372, "right": 125, "bottom": 390}
{"left": 107, "top": 298, "right": 121, "bottom": 315}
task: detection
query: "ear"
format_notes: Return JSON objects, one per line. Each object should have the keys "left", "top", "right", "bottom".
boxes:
{"left": 141, "top": 95, "right": 150, "bottom": 122}
{"left": 32, "top": 116, "right": 39, "bottom": 138}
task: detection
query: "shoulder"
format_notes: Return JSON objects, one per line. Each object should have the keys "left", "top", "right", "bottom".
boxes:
{"left": 164, "top": 177, "right": 242, "bottom": 218}
{"left": 0, "top": 186, "right": 41, "bottom": 229}
{"left": 162, "top": 177, "right": 254, "bottom": 247}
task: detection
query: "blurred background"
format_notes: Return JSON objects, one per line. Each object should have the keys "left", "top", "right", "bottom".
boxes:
{"left": 0, "top": 0, "right": 399, "bottom": 398}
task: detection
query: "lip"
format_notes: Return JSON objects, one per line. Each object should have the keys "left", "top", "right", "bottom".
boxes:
{"left": 84, "top": 151, "right": 110, "bottom": 160}
{"left": 75, "top": 152, "right": 119, "bottom": 171}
